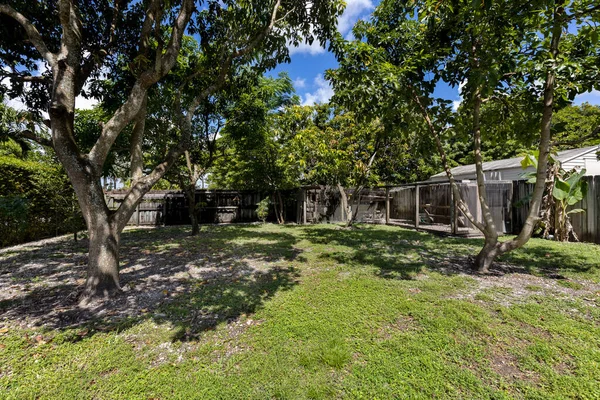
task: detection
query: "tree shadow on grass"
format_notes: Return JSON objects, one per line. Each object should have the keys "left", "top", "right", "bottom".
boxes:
{"left": 0, "top": 225, "right": 302, "bottom": 340}
{"left": 1, "top": 224, "right": 597, "bottom": 339}
{"left": 300, "top": 225, "right": 600, "bottom": 280}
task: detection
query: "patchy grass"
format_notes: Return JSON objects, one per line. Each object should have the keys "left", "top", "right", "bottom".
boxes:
{"left": 1, "top": 224, "right": 600, "bottom": 399}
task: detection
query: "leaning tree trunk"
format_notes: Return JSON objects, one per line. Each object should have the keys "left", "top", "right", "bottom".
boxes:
{"left": 472, "top": 84, "right": 500, "bottom": 273}
{"left": 472, "top": 7, "right": 563, "bottom": 272}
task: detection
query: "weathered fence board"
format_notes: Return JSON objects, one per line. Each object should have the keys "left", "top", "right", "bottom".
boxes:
{"left": 105, "top": 189, "right": 298, "bottom": 226}
{"left": 510, "top": 176, "right": 600, "bottom": 244}
{"left": 390, "top": 186, "right": 416, "bottom": 223}
{"left": 105, "top": 176, "right": 600, "bottom": 244}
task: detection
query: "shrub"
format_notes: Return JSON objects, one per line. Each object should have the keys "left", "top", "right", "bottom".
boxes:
{"left": 256, "top": 197, "right": 270, "bottom": 223}
{"left": 0, "top": 155, "right": 84, "bottom": 247}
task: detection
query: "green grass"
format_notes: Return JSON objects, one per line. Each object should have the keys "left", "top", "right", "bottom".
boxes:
{"left": 1, "top": 224, "right": 600, "bottom": 399}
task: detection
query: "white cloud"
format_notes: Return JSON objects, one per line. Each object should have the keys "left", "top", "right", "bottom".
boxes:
{"left": 452, "top": 100, "right": 462, "bottom": 112}
{"left": 573, "top": 90, "right": 600, "bottom": 106}
{"left": 452, "top": 80, "right": 467, "bottom": 112}
{"left": 293, "top": 77, "right": 306, "bottom": 89}
{"left": 288, "top": 34, "right": 327, "bottom": 56}
{"left": 35, "top": 60, "right": 48, "bottom": 76}
{"left": 337, "top": 0, "right": 374, "bottom": 35}
{"left": 2, "top": 66, "right": 27, "bottom": 111}
{"left": 75, "top": 94, "right": 98, "bottom": 110}
{"left": 302, "top": 74, "right": 334, "bottom": 106}
{"left": 287, "top": 0, "right": 374, "bottom": 56}
{"left": 3, "top": 61, "right": 96, "bottom": 112}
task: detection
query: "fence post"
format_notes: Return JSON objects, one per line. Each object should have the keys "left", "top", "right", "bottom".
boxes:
{"left": 415, "top": 184, "right": 420, "bottom": 229}
{"left": 136, "top": 203, "right": 140, "bottom": 226}
{"left": 385, "top": 187, "right": 390, "bottom": 225}
{"left": 303, "top": 189, "right": 307, "bottom": 225}
{"left": 450, "top": 187, "right": 457, "bottom": 235}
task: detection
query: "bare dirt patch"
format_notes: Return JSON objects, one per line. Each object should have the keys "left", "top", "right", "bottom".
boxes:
{"left": 0, "top": 226, "right": 301, "bottom": 332}
{"left": 422, "top": 254, "right": 600, "bottom": 307}
{"left": 376, "top": 315, "right": 421, "bottom": 340}
{"left": 489, "top": 351, "right": 538, "bottom": 383}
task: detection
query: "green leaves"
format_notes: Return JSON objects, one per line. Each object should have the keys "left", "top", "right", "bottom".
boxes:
{"left": 553, "top": 168, "right": 588, "bottom": 205}
{"left": 521, "top": 152, "right": 539, "bottom": 170}
{"left": 552, "top": 178, "right": 571, "bottom": 201}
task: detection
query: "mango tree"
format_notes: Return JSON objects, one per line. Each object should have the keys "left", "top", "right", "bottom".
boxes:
{"left": 0, "top": 0, "right": 343, "bottom": 301}
{"left": 328, "top": 0, "right": 600, "bottom": 272}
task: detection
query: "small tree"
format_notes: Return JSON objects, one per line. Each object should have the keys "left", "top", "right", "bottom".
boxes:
{"left": 288, "top": 104, "right": 383, "bottom": 227}
{"left": 256, "top": 197, "right": 270, "bottom": 223}
{"left": 210, "top": 73, "right": 300, "bottom": 224}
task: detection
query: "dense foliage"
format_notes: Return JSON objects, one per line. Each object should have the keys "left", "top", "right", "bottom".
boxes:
{"left": 0, "top": 154, "right": 83, "bottom": 247}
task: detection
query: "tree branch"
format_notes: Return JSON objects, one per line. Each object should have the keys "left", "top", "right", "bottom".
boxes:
{"left": 0, "top": 73, "right": 50, "bottom": 83}
{"left": 113, "top": 131, "right": 188, "bottom": 231}
{"left": 552, "top": 124, "right": 600, "bottom": 147}
{"left": 58, "top": 0, "right": 83, "bottom": 61}
{"left": 232, "top": 0, "right": 281, "bottom": 59}
{"left": 88, "top": 0, "right": 195, "bottom": 170}
{"left": 182, "top": 0, "right": 283, "bottom": 116}
{"left": 567, "top": 3, "right": 600, "bottom": 21}
{"left": 76, "top": 0, "right": 124, "bottom": 93}
{"left": 409, "top": 86, "right": 486, "bottom": 232}
{"left": 0, "top": 4, "right": 56, "bottom": 65}
{"left": 19, "top": 129, "right": 54, "bottom": 148}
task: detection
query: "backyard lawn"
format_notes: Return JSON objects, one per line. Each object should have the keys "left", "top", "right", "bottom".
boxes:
{"left": 1, "top": 224, "right": 599, "bottom": 399}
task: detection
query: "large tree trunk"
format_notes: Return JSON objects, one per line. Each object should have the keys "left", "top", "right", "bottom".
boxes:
{"left": 2, "top": 0, "right": 198, "bottom": 303}
{"left": 474, "top": 238, "right": 500, "bottom": 273}
{"left": 190, "top": 212, "right": 200, "bottom": 235}
{"left": 82, "top": 214, "right": 121, "bottom": 301}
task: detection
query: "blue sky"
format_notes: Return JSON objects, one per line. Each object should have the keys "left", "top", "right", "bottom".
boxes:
{"left": 270, "top": 0, "right": 380, "bottom": 106}
{"left": 272, "top": 0, "right": 600, "bottom": 109}
{"left": 6, "top": 0, "right": 598, "bottom": 112}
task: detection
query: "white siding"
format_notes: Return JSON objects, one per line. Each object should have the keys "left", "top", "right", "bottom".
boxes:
{"left": 583, "top": 152, "right": 600, "bottom": 175}
{"left": 485, "top": 167, "right": 532, "bottom": 181}
{"left": 427, "top": 148, "right": 600, "bottom": 183}
{"left": 562, "top": 159, "right": 585, "bottom": 171}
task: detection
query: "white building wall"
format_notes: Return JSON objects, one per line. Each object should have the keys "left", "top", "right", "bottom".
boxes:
{"left": 485, "top": 167, "right": 533, "bottom": 181}
{"left": 428, "top": 150, "right": 600, "bottom": 182}
{"left": 583, "top": 152, "right": 600, "bottom": 175}
{"left": 562, "top": 159, "right": 585, "bottom": 171}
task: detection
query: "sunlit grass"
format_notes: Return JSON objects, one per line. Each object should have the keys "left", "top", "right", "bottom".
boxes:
{"left": 1, "top": 223, "right": 599, "bottom": 399}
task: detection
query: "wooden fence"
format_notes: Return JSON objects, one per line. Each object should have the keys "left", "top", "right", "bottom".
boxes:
{"left": 106, "top": 177, "right": 600, "bottom": 244}
{"left": 105, "top": 189, "right": 298, "bottom": 226}
{"left": 300, "top": 183, "right": 512, "bottom": 236}
{"left": 512, "top": 176, "right": 600, "bottom": 244}
{"left": 299, "top": 178, "right": 599, "bottom": 243}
